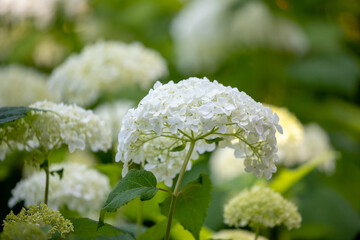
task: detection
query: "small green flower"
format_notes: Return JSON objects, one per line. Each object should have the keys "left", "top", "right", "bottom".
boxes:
{"left": 1, "top": 222, "right": 48, "bottom": 240}
{"left": 224, "top": 186, "right": 301, "bottom": 230}
{"left": 3, "top": 203, "right": 73, "bottom": 239}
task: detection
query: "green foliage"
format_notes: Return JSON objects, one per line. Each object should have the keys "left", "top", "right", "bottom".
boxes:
{"left": 137, "top": 219, "right": 167, "bottom": 240}
{"left": 99, "top": 170, "right": 158, "bottom": 228}
{"left": 290, "top": 185, "right": 359, "bottom": 240}
{"left": 94, "top": 163, "right": 122, "bottom": 187}
{"left": 65, "top": 218, "right": 135, "bottom": 240}
{"left": 270, "top": 151, "right": 336, "bottom": 194}
{"left": 287, "top": 54, "right": 359, "bottom": 96}
{"left": 0, "top": 106, "right": 32, "bottom": 124}
{"left": 204, "top": 138, "right": 224, "bottom": 144}
{"left": 50, "top": 168, "right": 64, "bottom": 179}
{"left": 102, "top": 169, "right": 158, "bottom": 212}
{"left": 171, "top": 143, "right": 187, "bottom": 152}
{"left": 160, "top": 174, "right": 212, "bottom": 240}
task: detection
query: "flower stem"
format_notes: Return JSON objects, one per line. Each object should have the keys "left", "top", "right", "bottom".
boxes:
{"left": 164, "top": 140, "right": 196, "bottom": 240}
{"left": 43, "top": 157, "right": 50, "bottom": 205}
{"left": 254, "top": 224, "right": 260, "bottom": 240}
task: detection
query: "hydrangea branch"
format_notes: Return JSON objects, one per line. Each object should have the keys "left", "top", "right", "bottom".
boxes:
{"left": 165, "top": 140, "right": 196, "bottom": 240}
{"left": 43, "top": 157, "right": 49, "bottom": 205}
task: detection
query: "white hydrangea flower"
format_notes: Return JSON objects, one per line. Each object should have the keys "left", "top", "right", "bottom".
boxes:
{"left": 209, "top": 146, "right": 247, "bottom": 183}
{"left": 271, "top": 106, "right": 336, "bottom": 174}
{"left": 229, "top": 1, "right": 308, "bottom": 54}
{"left": 224, "top": 186, "right": 301, "bottom": 230}
{"left": 298, "top": 123, "right": 336, "bottom": 174}
{"left": 0, "top": 100, "right": 111, "bottom": 160}
{"left": 0, "top": 65, "right": 57, "bottom": 107}
{"left": 270, "top": 106, "right": 305, "bottom": 167}
{"left": 9, "top": 162, "right": 111, "bottom": 217}
{"left": 48, "top": 41, "right": 168, "bottom": 107}
{"left": 33, "top": 36, "right": 68, "bottom": 68}
{"left": 0, "top": 0, "right": 88, "bottom": 28}
{"left": 94, "top": 100, "right": 134, "bottom": 141}
{"left": 210, "top": 106, "right": 336, "bottom": 178}
{"left": 116, "top": 77, "right": 282, "bottom": 186}
{"left": 171, "top": 0, "right": 231, "bottom": 74}
{"left": 171, "top": 0, "right": 308, "bottom": 74}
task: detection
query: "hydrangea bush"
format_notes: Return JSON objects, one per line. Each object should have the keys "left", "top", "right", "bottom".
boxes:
{"left": 1, "top": 77, "right": 307, "bottom": 240}
{"left": 103, "top": 77, "right": 284, "bottom": 240}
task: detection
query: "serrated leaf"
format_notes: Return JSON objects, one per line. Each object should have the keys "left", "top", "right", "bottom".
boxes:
{"left": 159, "top": 174, "right": 212, "bottom": 240}
{"left": 0, "top": 106, "right": 32, "bottom": 124}
{"left": 204, "top": 138, "right": 223, "bottom": 144}
{"left": 103, "top": 169, "right": 158, "bottom": 212}
{"left": 137, "top": 219, "right": 167, "bottom": 240}
{"left": 171, "top": 143, "right": 186, "bottom": 152}
{"left": 64, "top": 218, "right": 135, "bottom": 240}
{"left": 51, "top": 168, "right": 64, "bottom": 179}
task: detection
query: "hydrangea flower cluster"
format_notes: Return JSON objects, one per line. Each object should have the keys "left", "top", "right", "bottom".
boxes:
{"left": 94, "top": 100, "right": 134, "bottom": 142}
{"left": 171, "top": 0, "right": 308, "bottom": 74}
{"left": 48, "top": 41, "right": 168, "bottom": 107}
{"left": 0, "top": 65, "right": 57, "bottom": 107}
{"left": 0, "top": 0, "right": 88, "bottom": 28}
{"left": 271, "top": 106, "right": 336, "bottom": 174}
{"left": 33, "top": 36, "right": 67, "bottom": 68}
{"left": 270, "top": 106, "right": 305, "bottom": 167}
{"left": 1, "top": 222, "right": 48, "bottom": 240}
{"left": 299, "top": 124, "right": 336, "bottom": 174}
{"left": 9, "top": 162, "right": 111, "bottom": 216}
{"left": 209, "top": 106, "right": 336, "bottom": 181}
{"left": 171, "top": 0, "right": 230, "bottom": 74}
{"left": 224, "top": 186, "right": 301, "bottom": 230}
{"left": 116, "top": 77, "right": 282, "bottom": 186}
{"left": 3, "top": 203, "right": 73, "bottom": 238}
{"left": 209, "top": 146, "right": 246, "bottom": 183}
{"left": 0, "top": 100, "right": 111, "bottom": 160}
{"left": 229, "top": 1, "right": 308, "bottom": 54}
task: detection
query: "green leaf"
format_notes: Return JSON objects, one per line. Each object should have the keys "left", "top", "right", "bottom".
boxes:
{"left": 137, "top": 219, "right": 167, "bottom": 240}
{"left": 287, "top": 54, "right": 359, "bottom": 95}
{"left": 0, "top": 106, "right": 32, "bottom": 124}
{"left": 204, "top": 138, "right": 223, "bottom": 144}
{"left": 270, "top": 151, "right": 336, "bottom": 194}
{"left": 99, "top": 170, "right": 158, "bottom": 228}
{"left": 51, "top": 168, "right": 64, "bottom": 179}
{"left": 159, "top": 174, "right": 212, "bottom": 240}
{"left": 171, "top": 143, "right": 186, "bottom": 152}
{"left": 65, "top": 218, "right": 135, "bottom": 240}
{"left": 103, "top": 169, "right": 158, "bottom": 211}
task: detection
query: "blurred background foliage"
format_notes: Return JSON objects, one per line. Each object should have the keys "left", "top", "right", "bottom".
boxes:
{"left": 0, "top": 0, "right": 359, "bottom": 239}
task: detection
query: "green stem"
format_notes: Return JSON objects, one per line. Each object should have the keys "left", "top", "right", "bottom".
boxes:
{"left": 254, "top": 224, "right": 260, "bottom": 240}
{"left": 43, "top": 157, "right": 50, "bottom": 205}
{"left": 137, "top": 200, "right": 143, "bottom": 237}
{"left": 158, "top": 188, "right": 176, "bottom": 196}
{"left": 164, "top": 140, "right": 196, "bottom": 240}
